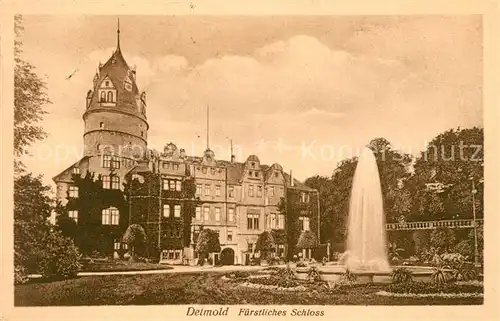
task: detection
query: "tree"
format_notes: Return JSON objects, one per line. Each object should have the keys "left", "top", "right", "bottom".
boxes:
{"left": 56, "top": 215, "right": 78, "bottom": 239}
{"left": 122, "top": 224, "right": 146, "bottom": 261}
{"left": 411, "top": 127, "right": 484, "bottom": 221}
{"left": 256, "top": 231, "right": 275, "bottom": 260}
{"left": 296, "top": 230, "right": 320, "bottom": 250}
{"left": 430, "top": 228, "right": 457, "bottom": 253}
{"left": 14, "top": 15, "right": 50, "bottom": 159}
{"left": 195, "top": 229, "right": 221, "bottom": 260}
{"left": 14, "top": 172, "right": 53, "bottom": 221}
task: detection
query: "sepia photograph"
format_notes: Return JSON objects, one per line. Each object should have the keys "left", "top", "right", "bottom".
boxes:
{"left": 4, "top": 3, "right": 496, "bottom": 314}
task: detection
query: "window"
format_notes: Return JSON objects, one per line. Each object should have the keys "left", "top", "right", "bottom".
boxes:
{"left": 299, "top": 216, "right": 310, "bottom": 231}
{"left": 102, "top": 176, "right": 111, "bottom": 189}
{"left": 174, "top": 205, "right": 181, "bottom": 218}
{"left": 69, "top": 186, "right": 78, "bottom": 198}
{"left": 176, "top": 181, "right": 182, "bottom": 191}
{"left": 275, "top": 172, "right": 279, "bottom": 178}
{"left": 268, "top": 186, "right": 274, "bottom": 197}
{"left": 111, "top": 176, "right": 120, "bottom": 190}
{"left": 174, "top": 251, "right": 180, "bottom": 260}
{"left": 196, "top": 184, "right": 202, "bottom": 195}
{"left": 248, "top": 185, "right": 254, "bottom": 197}
{"left": 102, "top": 207, "right": 119, "bottom": 225}
{"left": 163, "top": 204, "right": 170, "bottom": 217}
{"left": 169, "top": 180, "right": 175, "bottom": 191}
{"left": 163, "top": 179, "right": 169, "bottom": 190}
{"left": 203, "top": 207, "right": 209, "bottom": 221}
{"left": 277, "top": 244, "right": 285, "bottom": 257}
{"left": 141, "top": 131, "right": 144, "bottom": 137}
{"left": 100, "top": 91, "right": 106, "bottom": 102}
{"left": 107, "top": 91, "right": 114, "bottom": 102}
{"left": 215, "top": 185, "right": 221, "bottom": 196}
{"left": 114, "top": 241, "right": 120, "bottom": 250}
{"left": 228, "top": 208, "right": 234, "bottom": 222}
{"left": 195, "top": 206, "right": 201, "bottom": 220}
{"left": 193, "top": 226, "right": 201, "bottom": 244}
{"left": 227, "top": 230, "right": 233, "bottom": 242}
{"left": 202, "top": 167, "right": 207, "bottom": 174}
{"left": 248, "top": 242, "right": 254, "bottom": 253}
{"left": 173, "top": 164, "right": 179, "bottom": 170}
{"left": 248, "top": 171, "right": 253, "bottom": 176}
{"left": 210, "top": 168, "right": 216, "bottom": 175}
{"left": 105, "top": 81, "right": 110, "bottom": 86}
{"left": 68, "top": 210, "right": 78, "bottom": 223}
{"left": 255, "top": 172, "right": 259, "bottom": 177}
{"left": 228, "top": 186, "right": 234, "bottom": 198}
{"left": 257, "top": 185, "right": 262, "bottom": 197}
{"left": 247, "top": 213, "right": 259, "bottom": 230}
{"left": 251, "top": 162, "right": 255, "bottom": 168}
{"left": 72, "top": 167, "right": 80, "bottom": 175}
{"left": 270, "top": 213, "right": 276, "bottom": 229}
{"left": 204, "top": 184, "right": 211, "bottom": 196}
{"left": 301, "top": 192, "right": 308, "bottom": 203}
{"left": 100, "top": 122, "right": 104, "bottom": 128}
{"left": 102, "top": 155, "right": 120, "bottom": 169}
{"left": 215, "top": 208, "right": 221, "bottom": 221}
{"left": 278, "top": 214, "right": 285, "bottom": 229}
{"left": 279, "top": 187, "right": 284, "bottom": 197}
{"left": 163, "top": 162, "right": 170, "bottom": 169}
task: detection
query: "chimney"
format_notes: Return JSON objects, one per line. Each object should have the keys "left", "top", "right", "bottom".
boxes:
{"left": 290, "top": 170, "right": 294, "bottom": 187}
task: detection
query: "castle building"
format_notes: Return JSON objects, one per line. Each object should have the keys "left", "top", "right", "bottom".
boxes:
{"left": 53, "top": 24, "right": 320, "bottom": 265}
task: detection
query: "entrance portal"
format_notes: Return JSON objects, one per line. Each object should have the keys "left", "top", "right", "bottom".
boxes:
{"left": 220, "top": 248, "right": 235, "bottom": 265}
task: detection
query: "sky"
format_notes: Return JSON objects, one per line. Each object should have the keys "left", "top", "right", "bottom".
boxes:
{"left": 18, "top": 15, "right": 483, "bottom": 188}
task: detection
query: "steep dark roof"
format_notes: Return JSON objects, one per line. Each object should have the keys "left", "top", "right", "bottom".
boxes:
{"left": 86, "top": 48, "right": 146, "bottom": 121}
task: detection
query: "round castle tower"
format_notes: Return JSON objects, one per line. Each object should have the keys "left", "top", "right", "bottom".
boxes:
{"left": 82, "top": 23, "right": 149, "bottom": 161}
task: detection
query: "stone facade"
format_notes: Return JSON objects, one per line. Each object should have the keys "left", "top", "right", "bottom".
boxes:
{"left": 53, "top": 27, "right": 320, "bottom": 264}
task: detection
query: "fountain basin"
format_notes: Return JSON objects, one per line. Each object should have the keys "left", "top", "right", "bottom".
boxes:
{"left": 294, "top": 265, "right": 436, "bottom": 283}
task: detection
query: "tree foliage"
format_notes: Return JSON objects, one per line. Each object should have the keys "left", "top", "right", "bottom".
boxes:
{"left": 256, "top": 231, "right": 275, "bottom": 259}
{"left": 14, "top": 172, "right": 53, "bottom": 221}
{"left": 195, "top": 228, "right": 221, "bottom": 257}
{"left": 296, "top": 230, "right": 320, "bottom": 249}
{"left": 14, "top": 15, "right": 50, "bottom": 157}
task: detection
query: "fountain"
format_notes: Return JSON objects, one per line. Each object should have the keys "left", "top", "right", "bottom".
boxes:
{"left": 294, "top": 146, "right": 433, "bottom": 283}
{"left": 342, "top": 147, "right": 390, "bottom": 272}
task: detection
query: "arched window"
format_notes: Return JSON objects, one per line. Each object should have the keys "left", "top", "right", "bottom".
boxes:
{"left": 107, "top": 91, "right": 114, "bottom": 103}
{"left": 100, "top": 91, "right": 106, "bottom": 102}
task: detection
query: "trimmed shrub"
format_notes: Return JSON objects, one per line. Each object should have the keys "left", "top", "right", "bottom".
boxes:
{"left": 37, "top": 231, "right": 82, "bottom": 280}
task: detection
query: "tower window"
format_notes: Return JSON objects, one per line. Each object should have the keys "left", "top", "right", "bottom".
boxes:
{"left": 107, "top": 91, "right": 114, "bottom": 102}
{"left": 100, "top": 122, "right": 104, "bottom": 128}
{"left": 141, "top": 131, "right": 144, "bottom": 137}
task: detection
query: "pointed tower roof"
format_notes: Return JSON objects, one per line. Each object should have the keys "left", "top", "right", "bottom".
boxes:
{"left": 84, "top": 19, "right": 147, "bottom": 122}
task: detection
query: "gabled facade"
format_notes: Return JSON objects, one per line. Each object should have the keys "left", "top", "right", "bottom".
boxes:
{"left": 53, "top": 23, "right": 320, "bottom": 265}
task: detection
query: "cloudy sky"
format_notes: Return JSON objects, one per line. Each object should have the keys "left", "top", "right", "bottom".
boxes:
{"left": 19, "top": 15, "right": 482, "bottom": 187}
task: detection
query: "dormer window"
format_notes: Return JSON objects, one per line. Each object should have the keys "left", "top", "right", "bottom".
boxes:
{"left": 72, "top": 167, "right": 80, "bottom": 175}
{"left": 107, "top": 91, "right": 114, "bottom": 102}
{"left": 251, "top": 162, "right": 255, "bottom": 168}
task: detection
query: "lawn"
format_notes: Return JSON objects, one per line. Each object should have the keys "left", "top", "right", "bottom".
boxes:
{"left": 80, "top": 261, "right": 173, "bottom": 273}
{"left": 15, "top": 272, "right": 483, "bottom": 306}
